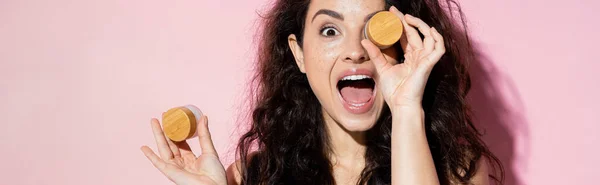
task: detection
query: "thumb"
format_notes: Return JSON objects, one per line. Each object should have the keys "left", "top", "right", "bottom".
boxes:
{"left": 197, "top": 115, "right": 218, "bottom": 157}
{"left": 361, "top": 39, "right": 392, "bottom": 74}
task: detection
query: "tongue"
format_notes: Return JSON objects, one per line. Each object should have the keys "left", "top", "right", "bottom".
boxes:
{"left": 340, "top": 81, "right": 373, "bottom": 103}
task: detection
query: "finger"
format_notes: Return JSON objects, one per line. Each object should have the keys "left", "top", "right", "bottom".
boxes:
{"left": 400, "top": 33, "right": 412, "bottom": 53}
{"left": 404, "top": 14, "right": 432, "bottom": 37}
{"left": 141, "top": 146, "right": 184, "bottom": 180}
{"left": 140, "top": 146, "right": 169, "bottom": 172}
{"left": 150, "top": 118, "right": 173, "bottom": 159}
{"left": 389, "top": 6, "right": 404, "bottom": 20}
{"left": 159, "top": 111, "right": 180, "bottom": 157}
{"left": 165, "top": 134, "right": 181, "bottom": 158}
{"left": 175, "top": 140, "right": 197, "bottom": 160}
{"left": 404, "top": 14, "right": 434, "bottom": 54}
{"left": 423, "top": 29, "right": 435, "bottom": 54}
{"left": 198, "top": 115, "right": 218, "bottom": 156}
{"left": 361, "top": 39, "right": 392, "bottom": 74}
{"left": 427, "top": 27, "right": 446, "bottom": 65}
{"left": 389, "top": 6, "right": 411, "bottom": 52}
{"left": 399, "top": 14, "right": 423, "bottom": 51}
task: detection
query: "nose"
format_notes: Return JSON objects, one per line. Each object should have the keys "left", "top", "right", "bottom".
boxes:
{"left": 342, "top": 37, "right": 369, "bottom": 64}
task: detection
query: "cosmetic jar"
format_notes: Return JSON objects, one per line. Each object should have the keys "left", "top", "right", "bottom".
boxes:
{"left": 161, "top": 105, "right": 203, "bottom": 142}
{"left": 364, "top": 11, "right": 404, "bottom": 49}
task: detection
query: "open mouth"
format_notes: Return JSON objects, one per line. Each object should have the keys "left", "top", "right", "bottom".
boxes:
{"left": 336, "top": 74, "right": 376, "bottom": 114}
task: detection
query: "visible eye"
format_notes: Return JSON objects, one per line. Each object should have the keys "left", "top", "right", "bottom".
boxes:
{"left": 320, "top": 26, "right": 340, "bottom": 37}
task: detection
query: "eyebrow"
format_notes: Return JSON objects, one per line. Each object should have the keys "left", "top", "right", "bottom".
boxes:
{"left": 364, "top": 10, "right": 382, "bottom": 23}
{"left": 311, "top": 9, "right": 343, "bottom": 23}
{"left": 311, "top": 9, "right": 383, "bottom": 23}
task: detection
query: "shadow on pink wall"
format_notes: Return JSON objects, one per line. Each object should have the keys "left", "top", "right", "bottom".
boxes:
{"left": 468, "top": 43, "right": 530, "bottom": 185}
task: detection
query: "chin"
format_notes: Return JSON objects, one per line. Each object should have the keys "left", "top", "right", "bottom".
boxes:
{"left": 337, "top": 117, "right": 378, "bottom": 132}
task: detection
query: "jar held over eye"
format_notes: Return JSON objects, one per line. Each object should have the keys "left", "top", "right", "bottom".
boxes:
{"left": 364, "top": 11, "right": 404, "bottom": 49}
{"left": 161, "top": 105, "right": 203, "bottom": 142}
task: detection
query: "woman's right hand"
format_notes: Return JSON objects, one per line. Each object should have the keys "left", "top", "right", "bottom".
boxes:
{"left": 140, "top": 115, "right": 227, "bottom": 185}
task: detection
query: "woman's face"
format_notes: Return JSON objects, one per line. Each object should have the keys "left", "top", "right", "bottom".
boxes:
{"left": 289, "top": 0, "right": 399, "bottom": 131}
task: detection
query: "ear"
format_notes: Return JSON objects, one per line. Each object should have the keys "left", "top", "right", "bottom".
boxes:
{"left": 288, "top": 34, "right": 306, "bottom": 73}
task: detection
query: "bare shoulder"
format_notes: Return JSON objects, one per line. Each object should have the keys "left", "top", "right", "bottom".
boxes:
{"left": 226, "top": 160, "right": 242, "bottom": 185}
{"left": 449, "top": 156, "right": 491, "bottom": 185}
{"left": 226, "top": 151, "right": 259, "bottom": 185}
{"left": 469, "top": 156, "right": 491, "bottom": 185}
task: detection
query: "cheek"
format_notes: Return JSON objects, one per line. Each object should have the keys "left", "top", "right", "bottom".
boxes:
{"left": 303, "top": 42, "right": 338, "bottom": 74}
{"left": 304, "top": 49, "right": 335, "bottom": 97}
{"left": 301, "top": 40, "right": 341, "bottom": 103}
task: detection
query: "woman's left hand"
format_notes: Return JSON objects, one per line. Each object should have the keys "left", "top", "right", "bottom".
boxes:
{"left": 361, "top": 6, "right": 446, "bottom": 111}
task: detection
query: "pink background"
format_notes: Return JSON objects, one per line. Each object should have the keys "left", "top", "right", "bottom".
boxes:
{"left": 0, "top": 0, "right": 598, "bottom": 184}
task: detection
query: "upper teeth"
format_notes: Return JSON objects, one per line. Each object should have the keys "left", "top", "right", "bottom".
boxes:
{"left": 341, "top": 75, "right": 371, "bottom": 81}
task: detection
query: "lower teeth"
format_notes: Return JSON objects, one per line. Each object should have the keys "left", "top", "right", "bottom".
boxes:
{"left": 350, "top": 102, "right": 366, "bottom": 107}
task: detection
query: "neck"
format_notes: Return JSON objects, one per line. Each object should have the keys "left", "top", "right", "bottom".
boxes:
{"left": 322, "top": 109, "right": 367, "bottom": 165}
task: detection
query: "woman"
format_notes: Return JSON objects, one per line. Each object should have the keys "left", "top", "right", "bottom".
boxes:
{"left": 140, "top": 0, "right": 504, "bottom": 184}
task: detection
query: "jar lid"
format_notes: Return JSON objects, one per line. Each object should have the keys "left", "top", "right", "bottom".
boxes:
{"left": 162, "top": 106, "right": 200, "bottom": 142}
{"left": 365, "top": 11, "right": 403, "bottom": 49}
